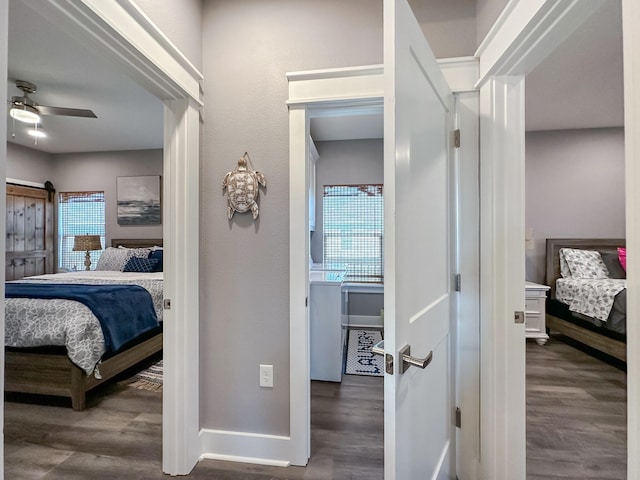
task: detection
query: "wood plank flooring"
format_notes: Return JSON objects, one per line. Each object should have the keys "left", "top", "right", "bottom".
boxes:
{"left": 4, "top": 373, "right": 383, "bottom": 479}
{"left": 5, "top": 335, "right": 625, "bottom": 479}
{"left": 527, "top": 334, "right": 627, "bottom": 480}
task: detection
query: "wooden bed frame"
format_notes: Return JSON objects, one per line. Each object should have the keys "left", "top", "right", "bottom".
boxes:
{"left": 4, "top": 238, "right": 163, "bottom": 410}
{"left": 545, "top": 238, "right": 626, "bottom": 362}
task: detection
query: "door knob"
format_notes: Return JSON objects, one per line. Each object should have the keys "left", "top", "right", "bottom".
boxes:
{"left": 399, "top": 344, "right": 433, "bottom": 374}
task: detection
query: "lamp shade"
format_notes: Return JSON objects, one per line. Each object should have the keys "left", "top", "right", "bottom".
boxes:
{"left": 72, "top": 235, "right": 102, "bottom": 252}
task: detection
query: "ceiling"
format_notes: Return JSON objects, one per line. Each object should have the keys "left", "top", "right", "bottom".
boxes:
{"left": 7, "top": 0, "right": 163, "bottom": 154}
{"left": 6, "top": 1, "right": 623, "bottom": 152}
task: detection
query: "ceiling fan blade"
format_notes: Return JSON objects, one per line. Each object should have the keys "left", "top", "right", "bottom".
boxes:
{"left": 37, "top": 105, "right": 97, "bottom": 118}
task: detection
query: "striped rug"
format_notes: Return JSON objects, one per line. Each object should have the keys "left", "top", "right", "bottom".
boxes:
{"left": 125, "top": 360, "right": 163, "bottom": 391}
{"left": 344, "top": 329, "right": 384, "bottom": 377}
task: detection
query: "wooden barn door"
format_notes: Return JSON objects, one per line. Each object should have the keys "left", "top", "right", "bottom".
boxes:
{"left": 6, "top": 184, "right": 54, "bottom": 280}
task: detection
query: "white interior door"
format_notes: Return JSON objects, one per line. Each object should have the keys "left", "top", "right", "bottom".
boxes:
{"left": 383, "top": 0, "right": 455, "bottom": 478}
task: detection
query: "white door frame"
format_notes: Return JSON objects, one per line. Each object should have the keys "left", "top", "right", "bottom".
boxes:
{"left": 474, "top": 1, "right": 635, "bottom": 479}
{"left": 622, "top": 0, "right": 640, "bottom": 476}
{"left": 287, "top": 65, "right": 385, "bottom": 465}
{"left": 2, "top": 1, "right": 203, "bottom": 476}
{"left": 287, "top": 60, "right": 479, "bottom": 469}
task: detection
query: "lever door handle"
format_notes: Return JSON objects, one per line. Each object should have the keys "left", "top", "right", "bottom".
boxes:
{"left": 372, "top": 340, "right": 385, "bottom": 356}
{"left": 399, "top": 344, "right": 433, "bottom": 374}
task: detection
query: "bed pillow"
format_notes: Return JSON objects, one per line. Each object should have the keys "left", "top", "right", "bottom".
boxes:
{"left": 560, "top": 248, "right": 610, "bottom": 279}
{"left": 123, "top": 256, "right": 160, "bottom": 273}
{"left": 96, "top": 247, "right": 130, "bottom": 271}
{"left": 148, "top": 249, "right": 163, "bottom": 272}
{"left": 95, "top": 247, "right": 152, "bottom": 271}
{"left": 618, "top": 247, "right": 627, "bottom": 272}
{"left": 558, "top": 250, "right": 572, "bottom": 278}
{"left": 601, "top": 250, "right": 626, "bottom": 279}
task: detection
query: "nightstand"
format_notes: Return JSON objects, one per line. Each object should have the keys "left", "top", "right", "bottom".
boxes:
{"left": 525, "top": 282, "right": 550, "bottom": 345}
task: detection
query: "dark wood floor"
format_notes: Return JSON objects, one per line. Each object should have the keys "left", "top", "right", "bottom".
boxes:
{"left": 4, "top": 373, "right": 383, "bottom": 479}
{"left": 4, "top": 335, "right": 626, "bottom": 479}
{"left": 526, "top": 334, "right": 627, "bottom": 480}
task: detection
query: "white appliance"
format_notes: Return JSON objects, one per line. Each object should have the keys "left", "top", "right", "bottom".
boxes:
{"left": 309, "top": 268, "right": 346, "bottom": 382}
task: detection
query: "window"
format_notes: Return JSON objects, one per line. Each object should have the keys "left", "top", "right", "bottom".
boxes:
{"left": 58, "top": 191, "right": 105, "bottom": 271}
{"left": 323, "top": 184, "right": 383, "bottom": 283}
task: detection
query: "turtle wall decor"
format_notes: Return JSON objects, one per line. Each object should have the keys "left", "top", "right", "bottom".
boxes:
{"left": 223, "top": 152, "right": 266, "bottom": 220}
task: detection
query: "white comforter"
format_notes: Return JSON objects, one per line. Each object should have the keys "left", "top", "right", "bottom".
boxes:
{"left": 6, "top": 271, "right": 163, "bottom": 375}
{"left": 556, "top": 277, "right": 626, "bottom": 322}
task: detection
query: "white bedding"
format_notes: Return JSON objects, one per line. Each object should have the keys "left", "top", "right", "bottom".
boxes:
{"left": 6, "top": 271, "right": 163, "bottom": 375}
{"left": 556, "top": 277, "right": 626, "bottom": 322}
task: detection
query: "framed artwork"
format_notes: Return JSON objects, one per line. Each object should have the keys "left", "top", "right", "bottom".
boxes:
{"left": 117, "top": 175, "right": 161, "bottom": 225}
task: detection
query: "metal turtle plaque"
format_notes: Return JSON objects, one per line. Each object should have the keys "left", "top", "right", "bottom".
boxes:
{"left": 223, "top": 153, "right": 266, "bottom": 220}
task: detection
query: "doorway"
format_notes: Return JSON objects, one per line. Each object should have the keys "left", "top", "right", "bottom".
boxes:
{"left": 1, "top": 0, "right": 201, "bottom": 475}
{"left": 523, "top": 2, "right": 626, "bottom": 476}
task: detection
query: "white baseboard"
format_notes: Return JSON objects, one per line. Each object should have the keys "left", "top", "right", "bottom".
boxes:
{"left": 199, "top": 429, "right": 292, "bottom": 467}
{"left": 343, "top": 314, "right": 383, "bottom": 329}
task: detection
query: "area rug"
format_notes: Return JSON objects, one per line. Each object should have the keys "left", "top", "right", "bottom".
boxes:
{"left": 125, "top": 360, "right": 163, "bottom": 391}
{"left": 344, "top": 329, "right": 384, "bottom": 377}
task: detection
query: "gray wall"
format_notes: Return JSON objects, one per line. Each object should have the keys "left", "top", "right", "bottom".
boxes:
{"left": 7, "top": 142, "right": 54, "bottom": 184}
{"left": 476, "top": 0, "right": 508, "bottom": 46}
{"left": 201, "top": 0, "right": 476, "bottom": 437}
{"left": 410, "top": 0, "right": 476, "bottom": 58}
{"left": 525, "top": 128, "right": 625, "bottom": 283}
{"left": 311, "top": 139, "right": 384, "bottom": 262}
{"left": 52, "top": 150, "right": 163, "bottom": 245}
{"left": 6, "top": 144, "right": 162, "bottom": 258}
{"left": 134, "top": 0, "right": 203, "bottom": 71}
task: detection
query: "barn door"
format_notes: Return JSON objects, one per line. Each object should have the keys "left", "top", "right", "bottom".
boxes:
{"left": 6, "top": 184, "right": 54, "bottom": 280}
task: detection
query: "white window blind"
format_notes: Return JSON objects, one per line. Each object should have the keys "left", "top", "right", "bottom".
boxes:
{"left": 58, "top": 191, "right": 105, "bottom": 271}
{"left": 323, "top": 184, "right": 383, "bottom": 283}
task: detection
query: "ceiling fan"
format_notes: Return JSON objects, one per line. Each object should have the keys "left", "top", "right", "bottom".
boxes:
{"left": 8, "top": 79, "right": 97, "bottom": 124}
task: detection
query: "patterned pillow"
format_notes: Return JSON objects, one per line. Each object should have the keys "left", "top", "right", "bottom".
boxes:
{"left": 618, "top": 247, "right": 627, "bottom": 271}
{"left": 560, "top": 248, "right": 610, "bottom": 279}
{"left": 123, "top": 256, "right": 160, "bottom": 273}
{"left": 558, "top": 250, "right": 572, "bottom": 278}
{"left": 96, "top": 247, "right": 130, "bottom": 271}
{"left": 96, "top": 247, "right": 151, "bottom": 271}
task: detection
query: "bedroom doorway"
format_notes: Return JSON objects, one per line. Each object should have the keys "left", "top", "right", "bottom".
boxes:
{"left": 3, "top": 0, "right": 201, "bottom": 476}
{"left": 522, "top": 1, "right": 627, "bottom": 477}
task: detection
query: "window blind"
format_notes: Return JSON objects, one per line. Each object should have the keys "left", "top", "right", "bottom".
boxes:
{"left": 58, "top": 191, "right": 105, "bottom": 271}
{"left": 323, "top": 184, "right": 383, "bottom": 283}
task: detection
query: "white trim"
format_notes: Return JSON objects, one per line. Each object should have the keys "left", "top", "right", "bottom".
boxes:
{"left": 5, "top": 178, "right": 46, "bottom": 189}
{"left": 476, "top": 1, "right": 617, "bottom": 478}
{"left": 479, "top": 75, "right": 526, "bottom": 480}
{"left": 0, "top": 0, "right": 7, "bottom": 475}
{"left": 623, "top": 0, "right": 640, "bottom": 477}
{"left": 114, "top": 0, "right": 203, "bottom": 82}
{"left": 288, "top": 66, "right": 385, "bottom": 467}
{"left": 437, "top": 56, "right": 479, "bottom": 93}
{"left": 199, "top": 454, "right": 289, "bottom": 468}
{"left": 475, "top": 0, "right": 606, "bottom": 87}
{"left": 33, "top": 1, "right": 203, "bottom": 475}
{"left": 199, "top": 429, "right": 292, "bottom": 466}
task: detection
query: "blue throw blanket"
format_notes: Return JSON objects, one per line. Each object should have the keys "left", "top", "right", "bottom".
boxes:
{"left": 5, "top": 283, "right": 159, "bottom": 353}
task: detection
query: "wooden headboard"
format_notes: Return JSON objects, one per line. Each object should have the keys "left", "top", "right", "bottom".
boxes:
{"left": 111, "top": 238, "right": 163, "bottom": 248}
{"left": 545, "top": 238, "right": 625, "bottom": 299}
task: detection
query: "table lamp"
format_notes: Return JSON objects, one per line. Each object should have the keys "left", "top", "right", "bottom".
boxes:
{"left": 72, "top": 235, "right": 102, "bottom": 271}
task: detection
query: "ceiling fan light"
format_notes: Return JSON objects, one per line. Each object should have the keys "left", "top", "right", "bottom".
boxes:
{"left": 9, "top": 104, "right": 40, "bottom": 124}
{"left": 27, "top": 129, "right": 46, "bottom": 138}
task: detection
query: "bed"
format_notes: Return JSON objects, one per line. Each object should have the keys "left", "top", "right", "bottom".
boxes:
{"left": 545, "top": 238, "right": 626, "bottom": 362}
{"left": 4, "top": 238, "right": 164, "bottom": 410}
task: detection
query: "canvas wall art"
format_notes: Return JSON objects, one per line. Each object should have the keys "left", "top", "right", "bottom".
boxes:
{"left": 117, "top": 175, "right": 161, "bottom": 225}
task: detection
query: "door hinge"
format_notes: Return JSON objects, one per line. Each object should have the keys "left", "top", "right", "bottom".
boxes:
{"left": 454, "top": 273, "right": 461, "bottom": 292}
{"left": 455, "top": 406, "right": 462, "bottom": 428}
{"left": 454, "top": 129, "right": 461, "bottom": 148}
{"left": 514, "top": 310, "right": 525, "bottom": 324}
{"left": 163, "top": 299, "right": 171, "bottom": 310}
